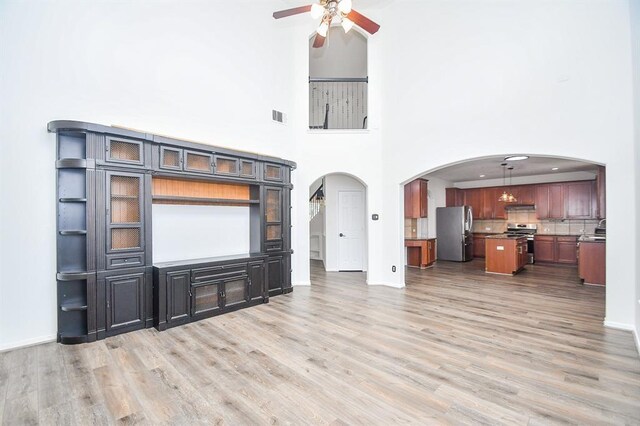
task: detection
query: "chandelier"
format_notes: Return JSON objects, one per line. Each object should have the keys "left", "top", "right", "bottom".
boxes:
{"left": 498, "top": 164, "right": 518, "bottom": 203}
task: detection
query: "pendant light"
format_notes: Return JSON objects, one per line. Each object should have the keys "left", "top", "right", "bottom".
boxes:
{"left": 498, "top": 163, "right": 517, "bottom": 203}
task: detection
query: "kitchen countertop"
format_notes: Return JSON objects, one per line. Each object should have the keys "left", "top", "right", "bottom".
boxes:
{"left": 485, "top": 235, "right": 527, "bottom": 240}
{"left": 404, "top": 238, "right": 436, "bottom": 241}
{"left": 578, "top": 235, "right": 606, "bottom": 243}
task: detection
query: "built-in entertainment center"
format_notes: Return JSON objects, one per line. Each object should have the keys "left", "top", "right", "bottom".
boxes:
{"left": 50, "top": 120, "right": 295, "bottom": 344}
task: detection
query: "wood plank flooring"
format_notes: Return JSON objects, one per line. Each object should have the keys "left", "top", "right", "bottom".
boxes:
{"left": 1, "top": 259, "right": 639, "bottom": 424}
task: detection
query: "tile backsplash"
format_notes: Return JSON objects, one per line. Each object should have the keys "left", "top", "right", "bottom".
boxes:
{"left": 472, "top": 208, "right": 599, "bottom": 235}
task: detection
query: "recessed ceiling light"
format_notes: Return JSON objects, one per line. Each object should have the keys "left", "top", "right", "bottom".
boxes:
{"left": 551, "top": 167, "right": 559, "bottom": 171}
{"left": 479, "top": 174, "right": 485, "bottom": 178}
{"left": 504, "top": 155, "right": 529, "bottom": 161}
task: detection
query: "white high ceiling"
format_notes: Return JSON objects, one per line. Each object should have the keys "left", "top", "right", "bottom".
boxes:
{"left": 279, "top": 0, "right": 395, "bottom": 8}
{"left": 424, "top": 156, "right": 599, "bottom": 183}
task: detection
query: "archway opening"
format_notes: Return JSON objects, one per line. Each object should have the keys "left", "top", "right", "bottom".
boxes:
{"left": 309, "top": 173, "right": 368, "bottom": 276}
{"left": 401, "top": 154, "right": 606, "bottom": 297}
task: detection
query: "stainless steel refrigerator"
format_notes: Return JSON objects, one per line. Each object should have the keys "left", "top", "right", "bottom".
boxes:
{"left": 435, "top": 206, "right": 474, "bottom": 261}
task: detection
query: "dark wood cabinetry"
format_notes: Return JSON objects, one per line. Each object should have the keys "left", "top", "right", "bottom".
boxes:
{"left": 564, "top": 181, "right": 596, "bottom": 219}
{"left": 51, "top": 120, "right": 295, "bottom": 344}
{"left": 485, "top": 237, "right": 527, "bottom": 275}
{"left": 105, "top": 272, "right": 145, "bottom": 333}
{"left": 404, "top": 179, "right": 428, "bottom": 218}
{"left": 578, "top": 241, "right": 605, "bottom": 285}
{"left": 154, "top": 254, "right": 267, "bottom": 331}
{"left": 445, "top": 188, "right": 464, "bottom": 207}
{"left": 447, "top": 179, "right": 602, "bottom": 221}
{"left": 534, "top": 235, "right": 577, "bottom": 264}
{"left": 405, "top": 238, "right": 436, "bottom": 268}
{"left": 473, "top": 234, "right": 488, "bottom": 258}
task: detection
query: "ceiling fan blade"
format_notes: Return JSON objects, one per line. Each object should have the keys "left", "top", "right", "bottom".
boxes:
{"left": 312, "top": 33, "right": 326, "bottom": 48}
{"left": 346, "top": 9, "right": 381, "bottom": 34}
{"left": 273, "top": 5, "right": 312, "bottom": 19}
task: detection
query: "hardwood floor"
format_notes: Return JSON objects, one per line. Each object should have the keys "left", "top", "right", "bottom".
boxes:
{"left": 1, "top": 259, "right": 639, "bottom": 424}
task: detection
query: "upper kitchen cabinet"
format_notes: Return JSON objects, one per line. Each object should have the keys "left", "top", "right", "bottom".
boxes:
{"left": 464, "top": 188, "right": 483, "bottom": 220}
{"left": 536, "top": 184, "right": 564, "bottom": 219}
{"left": 445, "top": 188, "right": 464, "bottom": 207}
{"left": 564, "top": 181, "right": 596, "bottom": 219}
{"left": 404, "top": 179, "right": 428, "bottom": 218}
{"left": 596, "top": 166, "right": 606, "bottom": 219}
{"left": 511, "top": 185, "right": 535, "bottom": 205}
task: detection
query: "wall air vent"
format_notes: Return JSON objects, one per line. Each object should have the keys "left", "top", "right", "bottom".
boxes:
{"left": 272, "top": 109, "right": 287, "bottom": 125}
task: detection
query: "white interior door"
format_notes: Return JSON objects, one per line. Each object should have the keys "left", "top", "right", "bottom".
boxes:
{"left": 337, "top": 190, "right": 365, "bottom": 271}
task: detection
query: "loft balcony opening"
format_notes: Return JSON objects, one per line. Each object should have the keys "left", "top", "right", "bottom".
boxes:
{"left": 309, "top": 28, "right": 368, "bottom": 130}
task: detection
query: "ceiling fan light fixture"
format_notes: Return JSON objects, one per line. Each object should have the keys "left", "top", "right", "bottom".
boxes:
{"left": 317, "top": 21, "right": 329, "bottom": 37}
{"left": 341, "top": 17, "right": 354, "bottom": 33}
{"left": 310, "top": 3, "right": 325, "bottom": 19}
{"left": 338, "top": 0, "right": 352, "bottom": 14}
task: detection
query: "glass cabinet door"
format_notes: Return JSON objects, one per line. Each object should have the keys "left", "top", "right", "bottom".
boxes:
{"left": 107, "top": 172, "right": 143, "bottom": 252}
{"left": 265, "top": 187, "right": 282, "bottom": 242}
{"left": 192, "top": 283, "right": 221, "bottom": 316}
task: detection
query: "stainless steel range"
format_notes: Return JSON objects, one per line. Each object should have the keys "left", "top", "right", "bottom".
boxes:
{"left": 504, "top": 223, "right": 537, "bottom": 264}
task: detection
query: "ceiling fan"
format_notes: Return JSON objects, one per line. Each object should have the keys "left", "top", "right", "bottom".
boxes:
{"left": 272, "top": 0, "right": 381, "bottom": 48}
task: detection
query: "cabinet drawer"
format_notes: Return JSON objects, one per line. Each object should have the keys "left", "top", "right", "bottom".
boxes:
{"left": 534, "top": 236, "right": 555, "bottom": 241}
{"left": 191, "top": 263, "right": 247, "bottom": 282}
{"left": 106, "top": 253, "right": 144, "bottom": 270}
{"left": 265, "top": 241, "right": 283, "bottom": 252}
{"left": 557, "top": 236, "right": 578, "bottom": 242}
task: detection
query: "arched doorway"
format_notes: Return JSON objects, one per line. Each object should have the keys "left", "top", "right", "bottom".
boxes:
{"left": 400, "top": 154, "right": 605, "bottom": 288}
{"left": 309, "top": 172, "right": 368, "bottom": 273}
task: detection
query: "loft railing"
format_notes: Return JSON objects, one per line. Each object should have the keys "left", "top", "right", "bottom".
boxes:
{"left": 309, "top": 77, "right": 368, "bottom": 130}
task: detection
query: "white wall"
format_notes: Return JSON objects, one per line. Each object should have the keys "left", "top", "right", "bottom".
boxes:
{"left": 0, "top": 0, "right": 295, "bottom": 350}
{"left": 631, "top": 0, "right": 640, "bottom": 349}
{"left": 378, "top": 0, "right": 637, "bottom": 331}
{"left": 309, "top": 28, "right": 367, "bottom": 78}
{"left": 323, "top": 174, "right": 367, "bottom": 272}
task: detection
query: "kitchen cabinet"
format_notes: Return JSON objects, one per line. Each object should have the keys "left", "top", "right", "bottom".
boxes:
{"left": 534, "top": 235, "right": 577, "bottom": 264}
{"left": 473, "top": 234, "right": 487, "bottom": 258}
{"left": 405, "top": 238, "right": 437, "bottom": 268}
{"left": 564, "top": 181, "right": 596, "bottom": 219}
{"left": 511, "top": 185, "right": 535, "bottom": 205}
{"left": 485, "top": 236, "right": 527, "bottom": 275}
{"left": 481, "top": 188, "right": 494, "bottom": 219}
{"left": 492, "top": 188, "right": 508, "bottom": 219}
{"left": 404, "top": 179, "right": 428, "bottom": 218}
{"left": 548, "top": 184, "right": 564, "bottom": 219}
{"left": 445, "top": 188, "right": 464, "bottom": 207}
{"left": 534, "top": 235, "right": 555, "bottom": 262}
{"left": 578, "top": 241, "right": 605, "bottom": 285}
{"left": 596, "top": 166, "right": 606, "bottom": 219}
{"left": 464, "top": 188, "right": 483, "bottom": 220}
{"left": 535, "top": 184, "right": 564, "bottom": 219}
{"left": 556, "top": 236, "right": 578, "bottom": 264}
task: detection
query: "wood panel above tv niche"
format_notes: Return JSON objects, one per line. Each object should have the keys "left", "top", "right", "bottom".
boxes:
{"left": 49, "top": 120, "right": 295, "bottom": 345}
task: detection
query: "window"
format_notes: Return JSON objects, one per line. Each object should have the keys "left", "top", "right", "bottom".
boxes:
{"left": 309, "top": 28, "right": 368, "bottom": 130}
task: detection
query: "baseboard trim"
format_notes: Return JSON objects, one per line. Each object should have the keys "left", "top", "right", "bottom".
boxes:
{"left": 603, "top": 320, "right": 635, "bottom": 331}
{"left": 635, "top": 329, "right": 640, "bottom": 358}
{"left": 0, "top": 334, "right": 57, "bottom": 353}
{"left": 366, "top": 280, "right": 405, "bottom": 288}
{"left": 293, "top": 280, "right": 311, "bottom": 286}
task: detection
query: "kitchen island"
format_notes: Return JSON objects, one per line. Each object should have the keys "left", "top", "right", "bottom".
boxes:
{"left": 485, "top": 235, "right": 528, "bottom": 275}
{"left": 405, "top": 238, "right": 437, "bottom": 269}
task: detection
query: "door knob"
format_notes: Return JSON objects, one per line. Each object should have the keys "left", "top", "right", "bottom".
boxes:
{"left": 339, "top": 233, "right": 345, "bottom": 237}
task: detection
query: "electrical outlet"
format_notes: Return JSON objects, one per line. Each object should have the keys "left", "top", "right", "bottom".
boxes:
{"left": 485, "top": 227, "right": 491, "bottom": 231}
{"left": 392, "top": 266, "right": 396, "bottom": 272}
